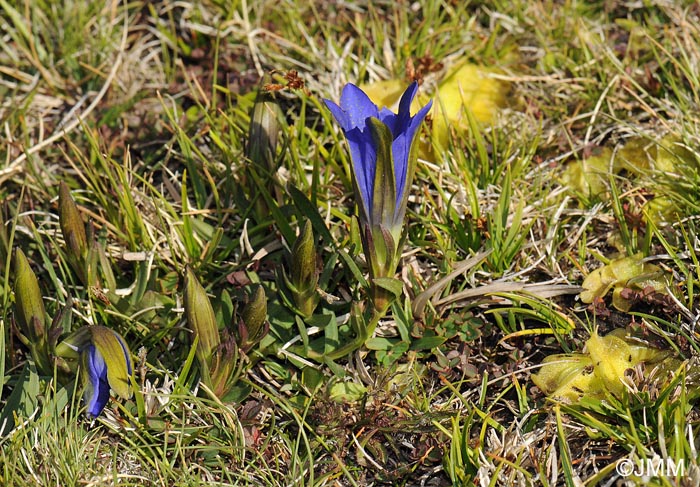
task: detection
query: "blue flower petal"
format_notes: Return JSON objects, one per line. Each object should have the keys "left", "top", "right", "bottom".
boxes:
{"left": 84, "top": 344, "right": 110, "bottom": 417}
{"left": 324, "top": 99, "right": 350, "bottom": 131}
{"left": 338, "top": 83, "right": 379, "bottom": 130}
{"left": 345, "top": 127, "right": 376, "bottom": 218}
{"left": 398, "top": 81, "right": 419, "bottom": 119}
{"left": 377, "top": 107, "right": 398, "bottom": 134}
{"left": 392, "top": 99, "right": 432, "bottom": 213}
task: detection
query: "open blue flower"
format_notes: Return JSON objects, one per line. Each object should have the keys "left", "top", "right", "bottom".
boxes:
{"left": 324, "top": 82, "right": 432, "bottom": 236}
{"left": 325, "top": 82, "right": 431, "bottom": 312}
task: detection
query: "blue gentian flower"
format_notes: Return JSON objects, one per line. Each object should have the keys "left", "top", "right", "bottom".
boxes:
{"left": 324, "top": 82, "right": 432, "bottom": 239}
{"left": 84, "top": 343, "right": 113, "bottom": 417}
{"left": 325, "top": 82, "right": 431, "bottom": 312}
{"left": 57, "top": 325, "right": 132, "bottom": 417}
{"left": 82, "top": 326, "right": 132, "bottom": 417}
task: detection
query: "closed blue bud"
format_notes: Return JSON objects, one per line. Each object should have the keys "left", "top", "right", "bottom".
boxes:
{"left": 73, "top": 326, "right": 132, "bottom": 417}
{"left": 83, "top": 344, "right": 112, "bottom": 417}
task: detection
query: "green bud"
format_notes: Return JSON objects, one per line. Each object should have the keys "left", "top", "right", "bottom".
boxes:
{"left": 13, "top": 248, "right": 54, "bottom": 375}
{"left": 245, "top": 83, "right": 285, "bottom": 221}
{"left": 183, "top": 267, "right": 220, "bottom": 382}
{"left": 291, "top": 220, "right": 315, "bottom": 286}
{"left": 13, "top": 248, "right": 47, "bottom": 343}
{"left": 246, "top": 88, "right": 282, "bottom": 174}
{"left": 58, "top": 182, "right": 88, "bottom": 281}
{"left": 239, "top": 285, "right": 268, "bottom": 351}
{"left": 288, "top": 220, "right": 320, "bottom": 317}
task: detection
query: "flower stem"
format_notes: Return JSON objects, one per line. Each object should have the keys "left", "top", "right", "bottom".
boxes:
{"left": 323, "top": 309, "right": 383, "bottom": 361}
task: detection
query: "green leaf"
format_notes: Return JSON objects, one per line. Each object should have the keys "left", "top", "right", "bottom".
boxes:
{"left": 219, "top": 289, "right": 234, "bottom": 329}
{"left": 324, "top": 358, "right": 346, "bottom": 378}
{"left": 365, "top": 337, "right": 396, "bottom": 350}
{"left": 0, "top": 361, "right": 40, "bottom": 436}
{"left": 329, "top": 381, "right": 367, "bottom": 402}
{"left": 0, "top": 319, "right": 4, "bottom": 401}
{"left": 221, "top": 383, "right": 252, "bottom": 403}
{"left": 301, "top": 367, "right": 324, "bottom": 391}
{"left": 323, "top": 313, "right": 339, "bottom": 355}
{"left": 174, "top": 333, "right": 200, "bottom": 396}
{"left": 130, "top": 374, "right": 147, "bottom": 426}
{"left": 295, "top": 315, "right": 310, "bottom": 351}
{"left": 410, "top": 336, "right": 446, "bottom": 351}
{"left": 336, "top": 247, "right": 368, "bottom": 288}
{"left": 372, "top": 277, "right": 403, "bottom": 299}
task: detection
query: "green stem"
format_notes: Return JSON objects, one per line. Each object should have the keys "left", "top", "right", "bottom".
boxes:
{"left": 323, "top": 309, "right": 383, "bottom": 361}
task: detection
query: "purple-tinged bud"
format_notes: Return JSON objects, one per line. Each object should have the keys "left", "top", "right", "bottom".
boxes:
{"left": 58, "top": 182, "right": 88, "bottom": 265}
{"left": 238, "top": 285, "right": 268, "bottom": 352}
{"left": 13, "top": 248, "right": 51, "bottom": 375}
{"left": 288, "top": 220, "right": 320, "bottom": 318}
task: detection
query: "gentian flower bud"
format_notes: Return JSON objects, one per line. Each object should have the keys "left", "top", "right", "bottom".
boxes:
{"left": 83, "top": 326, "right": 132, "bottom": 417}
{"left": 209, "top": 329, "right": 240, "bottom": 399}
{"left": 183, "top": 267, "right": 220, "bottom": 385}
{"left": 324, "top": 82, "right": 431, "bottom": 312}
{"left": 238, "top": 285, "right": 269, "bottom": 352}
{"left": 245, "top": 85, "right": 284, "bottom": 219}
{"left": 13, "top": 248, "right": 51, "bottom": 375}
{"left": 286, "top": 220, "right": 320, "bottom": 318}
{"left": 58, "top": 182, "right": 88, "bottom": 281}
{"left": 57, "top": 325, "right": 132, "bottom": 417}
{"left": 246, "top": 88, "right": 282, "bottom": 175}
